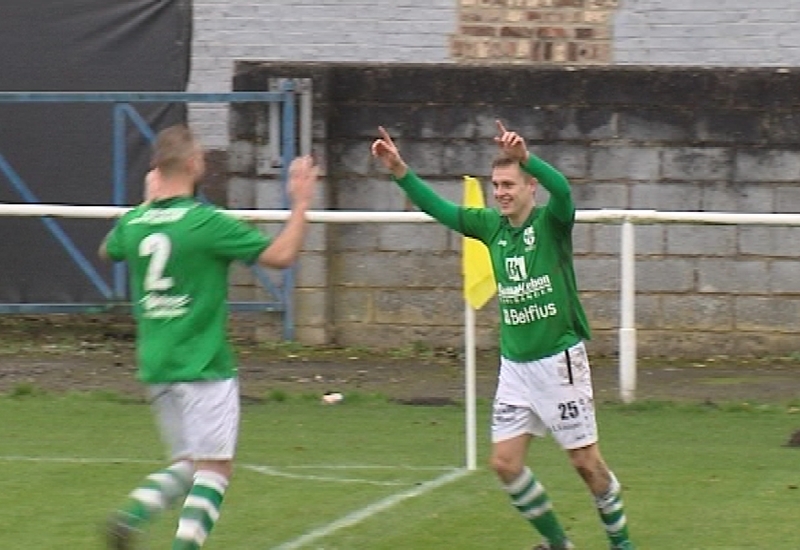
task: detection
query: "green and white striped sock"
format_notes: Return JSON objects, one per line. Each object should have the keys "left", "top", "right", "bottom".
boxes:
{"left": 505, "top": 467, "right": 570, "bottom": 547}
{"left": 595, "top": 472, "right": 633, "bottom": 549}
{"left": 172, "top": 470, "right": 229, "bottom": 550}
{"left": 116, "top": 460, "right": 194, "bottom": 529}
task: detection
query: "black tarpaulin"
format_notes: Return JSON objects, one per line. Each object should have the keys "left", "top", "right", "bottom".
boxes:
{"left": 0, "top": 0, "right": 192, "bottom": 304}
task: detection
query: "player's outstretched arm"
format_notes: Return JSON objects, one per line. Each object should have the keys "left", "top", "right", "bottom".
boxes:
{"left": 495, "top": 119, "right": 573, "bottom": 224}
{"left": 371, "top": 126, "right": 462, "bottom": 232}
{"left": 258, "top": 155, "right": 317, "bottom": 269}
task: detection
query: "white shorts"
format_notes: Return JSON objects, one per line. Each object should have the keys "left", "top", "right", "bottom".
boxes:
{"left": 148, "top": 378, "right": 240, "bottom": 461}
{"left": 492, "top": 342, "right": 597, "bottom": 450}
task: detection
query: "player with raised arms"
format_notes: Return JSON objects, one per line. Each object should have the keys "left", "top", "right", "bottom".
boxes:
{"left": 99, "top": 124, "right": 317, "bottom": 550}
{"left": 371, "top": 121, "right": 635, "bottom": 550}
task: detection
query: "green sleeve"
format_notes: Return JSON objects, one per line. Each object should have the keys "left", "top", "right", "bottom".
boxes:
{"left": 207, "top": 209, "right": 271, "bottom": 264}
{"left": 104, "top": 224, "right": 125, "bottom": 261}
{"left": 104, "top": 210, "right": 137, "bottom": 262}
{"left": 393, "top": 170, "right": 500, "bottom": 242}
{"left": 521, "top": 153, "right": 574, "bottom": 225}
{"left": 392, "top": 170, "right": 463, "bottom": 233}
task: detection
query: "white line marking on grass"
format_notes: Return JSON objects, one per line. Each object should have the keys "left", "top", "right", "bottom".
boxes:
{"left": 241, "top": 464, "right": 411, "bottom": 487}
{"left": 0, "top": 455, "right": 161, "bottom": 465}
{"left": 283, "top": 465, "right": 455, "bottom": 471}
{"left": 0, "top": 455, "right": 438, "bottom": 487}
{"left": 270, "top": 467, "right": 472, "bottom": 550}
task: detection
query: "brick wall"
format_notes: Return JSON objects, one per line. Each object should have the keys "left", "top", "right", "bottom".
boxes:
{"left": 232, "top": 63, "right": 800, "bottom": 357}
{"left": 451, "top": 0, "right": 616, "bottom": 64}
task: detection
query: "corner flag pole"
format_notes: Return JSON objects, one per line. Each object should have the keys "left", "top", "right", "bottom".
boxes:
{"left": 465, "top": 303, "right": 478, "bottom": 471}
{"left": 461, "top": 175, "right": 496, "bottom": 472}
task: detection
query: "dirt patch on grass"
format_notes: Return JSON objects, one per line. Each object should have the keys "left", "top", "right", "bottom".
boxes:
{"left": 0, "top": 315, "right": 798, "bottom": 405}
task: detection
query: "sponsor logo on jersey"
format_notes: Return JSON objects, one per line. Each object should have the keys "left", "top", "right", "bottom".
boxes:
{"left": 130, "top": 208, "right": 190, "bottom": 225}
{"left": 498, "top": 274, "right": 553, "bottom": 303}
{"left": 499, "top": 272, "right": 557, "bottom": 326}
{"left": 500, "top": 258, "right": 557, "bottom": 326}
{"left": 140, "top": 293, "right": 190, "bottom": 318}
{"left": 502, "top": 302, "right": 557, "bottom": 326}
{"left": 505, "top": 256, "right": 528, "bottom": 282}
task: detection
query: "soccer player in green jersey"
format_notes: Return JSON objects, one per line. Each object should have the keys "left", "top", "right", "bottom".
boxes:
{"left": 99, "top": 124, "right": 317, "bottom": 550}
{"left": 371, "top": 122, "right": 634, "bottom": 550}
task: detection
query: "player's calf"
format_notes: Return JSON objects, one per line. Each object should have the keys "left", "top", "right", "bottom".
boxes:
{"left": 503, "top": 466, "right": 572, "bottom": 549}
{"left": 567, "top": 446, "right": 634, "bottom": 549}
{"left": 172, "top": 469, "right": 230, "bottom": 549}
{"left": 592, "top": 470, "right": 633, "bottom": 549}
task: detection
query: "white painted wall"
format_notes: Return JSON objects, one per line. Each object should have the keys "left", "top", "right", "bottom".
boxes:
{"left": 189, "top": 0, "right": 457, "bottom": 147}
{"left": 614, "top": 0, "right": 800, "bottom": 66}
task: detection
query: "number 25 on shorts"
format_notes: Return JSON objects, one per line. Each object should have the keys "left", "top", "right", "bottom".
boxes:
{"left": 558, "top": 400, "right": 579, "bottom": 421}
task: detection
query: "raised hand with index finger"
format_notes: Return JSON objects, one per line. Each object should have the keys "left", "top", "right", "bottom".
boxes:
{"left": 371, "top": 126, "right": 408, "bottom": 178}
{"left": 494, "top": 120, "right": 529, "bottom": 163}
{"left": 287, "top": 155, "right": 318, "bottom": 208}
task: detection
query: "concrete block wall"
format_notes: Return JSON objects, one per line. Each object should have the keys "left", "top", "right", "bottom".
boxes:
{"left": 225, "top": 67, "right": 339, "bottom": 345}
{"left": 231, "top": 63, "right": 800, "bottom": 356}
{"left": 187, "top": 1, "right": 800, "bottom": 356}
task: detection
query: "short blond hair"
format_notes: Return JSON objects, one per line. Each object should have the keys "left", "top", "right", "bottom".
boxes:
{"left": 491, "top": 154, "right": 518, "bottom": 169}
{"left": 151, "top": 125, "right": 200, "bottom": 176}
{"left": 491, "top": 154, "right": 535, "bottom": 183}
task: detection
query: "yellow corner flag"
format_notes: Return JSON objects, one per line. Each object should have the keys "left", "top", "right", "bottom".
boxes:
{"left": 462, "top": 176, "right": 496, "bottom": 310}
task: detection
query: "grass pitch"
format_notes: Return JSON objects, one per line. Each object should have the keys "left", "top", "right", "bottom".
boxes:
{"left": 0, "top": 392, "right": 797, "bottom": 549}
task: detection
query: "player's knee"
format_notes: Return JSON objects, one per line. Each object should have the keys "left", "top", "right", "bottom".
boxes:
{"left": 490, "top": 452, "right": 523, "bottom": 481}
{"left": 568, "top": 445, "right": 604, "bottom": 475}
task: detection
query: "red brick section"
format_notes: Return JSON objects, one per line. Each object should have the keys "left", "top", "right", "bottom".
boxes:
{"left": 451, "top": 0, "right": 616, "bottom": 64}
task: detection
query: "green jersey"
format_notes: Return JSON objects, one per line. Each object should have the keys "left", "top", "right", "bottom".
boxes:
{"left": 104, "top": 196, "right": 270, "bottom": 383}
{"left": 394, "top": 155, "right": 590, "bottom": 362}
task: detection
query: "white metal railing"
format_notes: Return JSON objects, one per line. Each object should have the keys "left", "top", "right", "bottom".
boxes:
{"left": 9, "top": 206, "right": 800, "bottom": 389}
{"left": 5, "top": 204, "right": 800, "bottom": 470}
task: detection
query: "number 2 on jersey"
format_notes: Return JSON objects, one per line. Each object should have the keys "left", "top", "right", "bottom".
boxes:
{"left": 139, "top": 233, "right": 174, "bottom": 291}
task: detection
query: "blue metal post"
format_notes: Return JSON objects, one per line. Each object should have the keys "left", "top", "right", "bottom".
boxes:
{"left": 0, "top": 154, "right": 112, "bottom": 298}
{"left": 112, "top": 104, "right": 127, "bottom": 299}
{"left": 0, "top": 92, "right": 295, "bottom": 329}
{"left": 280, "top": 80, "right": 297, "bottom": 341}
{"left": 121, "top": 104, "right": 157, "bottom": 143}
